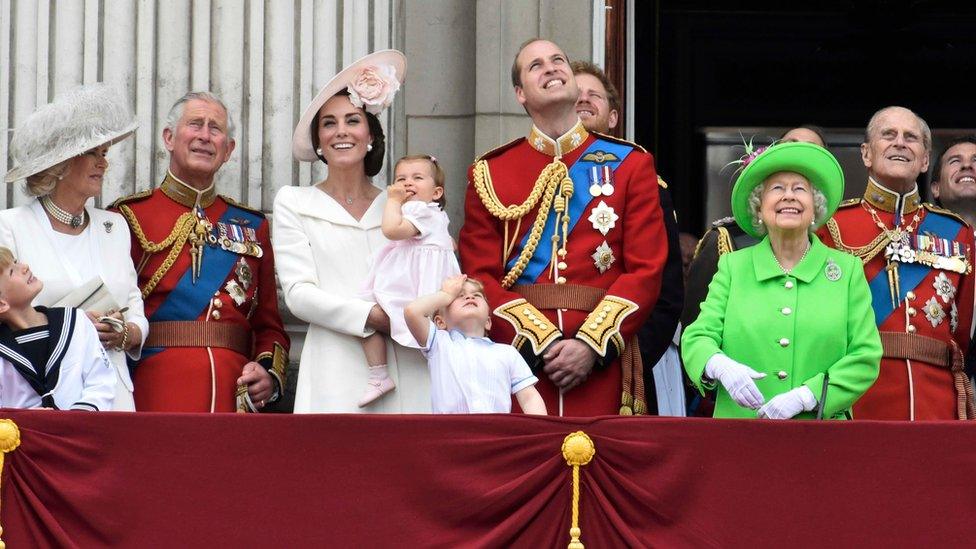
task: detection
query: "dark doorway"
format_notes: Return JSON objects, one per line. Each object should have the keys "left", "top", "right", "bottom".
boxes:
{"left": 634, "top": 1, "right": 976, "bottom": 236}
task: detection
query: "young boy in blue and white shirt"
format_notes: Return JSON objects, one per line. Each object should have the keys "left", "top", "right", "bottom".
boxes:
{"left": 405, "top": 274, "right": 546, "bottom": 414}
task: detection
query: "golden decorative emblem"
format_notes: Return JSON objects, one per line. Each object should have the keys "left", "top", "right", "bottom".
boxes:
{"left": 562, "top": 431, "right": 596, "bottom": 549}
{"left": 0, "top": 419, "right": 21, "bottom": 549}
{"left": 581, "top": 151, "right": 619, "bottom": 164}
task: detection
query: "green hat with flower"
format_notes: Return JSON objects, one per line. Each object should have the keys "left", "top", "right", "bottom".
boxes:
{"left": 731, "top": 141, "right": 845, "bottom": 238}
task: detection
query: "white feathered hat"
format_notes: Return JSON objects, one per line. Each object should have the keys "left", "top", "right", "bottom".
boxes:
{"left": 4, "top": 83, "right": 138, "bottom": 183}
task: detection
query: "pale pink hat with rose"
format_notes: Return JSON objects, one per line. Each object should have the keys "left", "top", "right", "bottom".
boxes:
{"left": 292, "top": 49, "right": 406, "bottom": 162}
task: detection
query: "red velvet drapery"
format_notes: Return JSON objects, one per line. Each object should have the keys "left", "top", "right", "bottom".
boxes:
{"left": 0, "top": 411, "right": 973, "bottom": 548}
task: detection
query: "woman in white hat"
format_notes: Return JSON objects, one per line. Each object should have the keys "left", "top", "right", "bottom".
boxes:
{"left": 0, "top": 83, "right": 148, "bottom": 411}
{"left": 273, "top": 50, "right": 431, "bottom": 413}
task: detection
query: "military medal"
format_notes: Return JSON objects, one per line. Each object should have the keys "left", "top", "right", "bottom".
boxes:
{"left": 218, "top": 222, "right": 264, "bottom": 258}
{"left": 824, "top": 259, "right": 842, "bottom": 281}
{"left": 923, "top": 296, "right": 946, "bottom": 328}
{"left": 591, "top": 241, "right": 615, "bottom": 273}
{"left": 933, "top": 272, "right": 956, "bottom": 304}
{"left": 225, "top": 279, "right": 247, "bottom": 306}
{"left": 588, "top": 201, "right": 618, "bottom": 236}
{"left": 600, "top": 165, "right": 614, "bottom": 196}
{"left": 235, "top": 257, "right": 253, "bottom": 291}
{"left": 588, "top": 166, "right": 602, "bottom": 197}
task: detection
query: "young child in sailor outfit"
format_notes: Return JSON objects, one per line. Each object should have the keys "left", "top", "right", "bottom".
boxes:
{"left": 357, "top": 155, "right": 461, "bottom": 407}
{"left": 404, "top": 274, "right": 546, "bottom": 414}
{"left": 0, "top": 247, "right": 115, "bottom": 410}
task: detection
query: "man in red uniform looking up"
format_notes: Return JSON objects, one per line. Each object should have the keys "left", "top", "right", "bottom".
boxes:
{"left": 459, "top": 39, "right": 667, "bottom": 416}
{"left": 113, "top": 92, "right": 289, "bottom": 412}
{"left": 818, "top": 106, "right": 975, "bottom": 420}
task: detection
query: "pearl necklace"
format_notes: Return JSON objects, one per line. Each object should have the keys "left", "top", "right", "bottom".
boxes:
{"left": 773, "top": 242, "right": 811, "bottom": 274}
{"left": 40, "top": 196, "right": 86, "bottom": 228}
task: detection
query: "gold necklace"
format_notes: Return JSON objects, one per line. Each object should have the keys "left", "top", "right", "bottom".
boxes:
{"left": 863, "top": 202, "right": 920, "bottom": 245}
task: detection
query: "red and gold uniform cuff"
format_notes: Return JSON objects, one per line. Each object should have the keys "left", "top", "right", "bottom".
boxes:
{"left": 576, "top": 296, "right": 639, "bottom": 357}
{"left": 493, "top": 298, "right": 562, "bottom": 355}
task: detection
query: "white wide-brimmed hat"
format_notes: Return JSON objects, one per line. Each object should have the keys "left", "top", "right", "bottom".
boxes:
{"left": 292, "top": 49, "right": 406, "bottom": 162}
{"left": 4, "top": 83, "right": 138, "bottom": 183}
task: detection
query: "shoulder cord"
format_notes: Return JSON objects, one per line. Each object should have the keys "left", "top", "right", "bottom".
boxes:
{"left": 118, "top": 204, "right": 196, "bottom": 298}
{"left": 825, "top": 217, "right": 890, "bottom": 265}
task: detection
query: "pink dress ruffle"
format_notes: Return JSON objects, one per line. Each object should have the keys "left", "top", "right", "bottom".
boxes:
{"left": 361, "top": 200, "right": 461, "bottom": 348}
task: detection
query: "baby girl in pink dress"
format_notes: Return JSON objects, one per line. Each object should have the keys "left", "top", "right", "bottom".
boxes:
{"left": 358, "top": 155, "right": 460, "bottom": 406}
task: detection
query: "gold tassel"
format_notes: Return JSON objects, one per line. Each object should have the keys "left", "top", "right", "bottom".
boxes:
{"left": 0, "top": 419, "right": 22, "bottom": 549}
{"left": 562, "top": 431, "right": 596, "bottom": 549}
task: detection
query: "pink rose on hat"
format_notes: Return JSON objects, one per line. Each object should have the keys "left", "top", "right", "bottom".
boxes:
{"left": 347, "top": 64, "right": 400, "bottom": 115}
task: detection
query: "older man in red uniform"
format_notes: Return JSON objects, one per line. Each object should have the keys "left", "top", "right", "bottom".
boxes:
{"left": 819, "top": 106, "right": 974, "bottom": 420}
{"left": 113, "top": 92, "right": 289, "bottom": 412}
{"left": 460, "top": 39, "right": 667, "bottom": 416}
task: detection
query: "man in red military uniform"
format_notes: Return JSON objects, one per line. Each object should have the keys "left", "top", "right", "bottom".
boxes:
{"left": 113, "top": 92, "right": 289, "bottom": 412}
{"left": 818, "top": 106, "right": 974, "bottom": 420}
{"left": 459, "top": 39, "right": 667, "bottom": 416}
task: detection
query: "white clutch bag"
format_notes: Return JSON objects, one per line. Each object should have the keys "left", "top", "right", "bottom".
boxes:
{"left": 53, "top": 277, "right": 120, "bottom": 313}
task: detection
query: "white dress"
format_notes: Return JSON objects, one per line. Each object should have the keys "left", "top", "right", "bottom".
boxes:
{"left": 272, "top": 185, "right": 431, "bottom": 413}
{"left": 0, "top": 201, "right": 148, "bottom": 411}
{"left": 361, "top": 201, "right": 460, "bottom": 348}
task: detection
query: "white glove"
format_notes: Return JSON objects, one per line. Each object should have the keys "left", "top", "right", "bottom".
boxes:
{"left": 757, "top": 386, "right": 817, "bottom": 419}
{"left": 704, "top": 354, "right": 767, "bottom": 410}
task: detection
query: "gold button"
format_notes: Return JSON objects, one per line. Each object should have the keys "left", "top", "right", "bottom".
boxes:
{"left": 528, "top": 313, "right": 537, "bottom": 321}
{"left": 785, "top": 281, "right": 794, "bottom": 289}
{"left": 907, "top": 324, "right": 916, "bottom": 333}
{"left": 777, "top": 371, "right": 788, "bottom": 380}
{"left": 779, "top": 338, "right": 790, "bottom": 347}
{"left": 557, "top": 261, "right": 568, "bottom": 270}
{"left": 781, "top": 307, "right": 792, "bottom": 315}
{"left": 589, "top": 322, "right": 599, "bottom": 330}
{"left": 906, "top": 291, "right": 915, "bottom": 300}
{"left": 557, "top": 276, "right": 567, "bottom": 284}
{"left": 214, "top": 291, "right": 220, "bottom": 297}
{"left": 603, "top": 305, "right": 612, "bottom": 312}
{"left": 907, "top": 307, "right": 916, "bottom": 316}
{"left": 532, "top": 319, "right": 541, "bottom": 326}
{"left": 212, "top": 298, "right": 223, "bottom": 309}
{"left": 211, "top": 310, "right": 221, "bottom": 320}
{"left": 539, "top": 324, "right": 548, "bottom": 330}
{"left": 522, "top": 308, "right": 530, "bottom": 316}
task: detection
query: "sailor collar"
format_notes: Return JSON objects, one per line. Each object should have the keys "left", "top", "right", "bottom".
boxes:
{"left": 161, "top": 171, "right": 217, "bottom": 208}
{"left": 863, "top": 177, "right": 921, "bottom": 216}
{"left": 527, "top": 119, "right": 589, "bottom": 157}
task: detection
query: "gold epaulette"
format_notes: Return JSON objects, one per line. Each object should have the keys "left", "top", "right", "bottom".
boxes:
{"left": 657, "top": 176, "right": 668, "bottom": 189}
{"left": 715, "top": 227, "right": 734, "bottom": 256}
{"left": 923, "top": 202, "right": 971, "bottom": 226}
{"left": 108, "top": 189, "right": 153, "bottom": 210}
{"left": 220, "top": 195, "right": 267, "bottom": 218}
{"left": 590, "top": 131, "right": 647, "bottom": 154}
{"left": 837, "top": 197, "right": 861, "bottom": 209}
{"left": 493, "top": 298, "right": 561, "bottom": 355}
{"left": 576, "top": 296, "right": 639, "bottom": 357}
{"left": 475, "top": 136, "right": 525, "bottom": 162}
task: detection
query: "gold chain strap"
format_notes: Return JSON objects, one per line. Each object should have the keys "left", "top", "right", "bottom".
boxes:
{"left": 118, "top": 204, "right": 196, "bottom": 298}
{"left": 473, "top": 158, "right": 568, "bottom": 288}
{"left": 826, "top": 218, "right": 890, "bottom": 265}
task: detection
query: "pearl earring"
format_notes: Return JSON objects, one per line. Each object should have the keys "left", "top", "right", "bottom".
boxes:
{"left": 315, "top": 147, "right": 323, "bottom": 156}
{"left": 758, "top": 218, "right": 764, "bottom": 225}
{"left": 367, "top": 143, "right": 373, "bottom": 152}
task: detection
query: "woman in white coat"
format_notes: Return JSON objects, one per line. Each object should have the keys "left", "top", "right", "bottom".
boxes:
{"left": 273, "top": 50, "right": 430, "bottom": 413}
{"left": 0, "top": 83, "right": 148, "bottom": 411}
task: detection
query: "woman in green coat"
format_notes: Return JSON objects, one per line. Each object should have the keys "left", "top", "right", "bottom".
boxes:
{"left": 682, "top": 142, "right": 882, "bottom": 419}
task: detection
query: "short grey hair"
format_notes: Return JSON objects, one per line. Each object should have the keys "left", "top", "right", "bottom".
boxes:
{"left": 164, "top": 91, "right": 235, "bottom": 137}
{"left": 864, "top": 106, "right": 931, "bottom": 152}
{"left": 24, "top": 159, "right": 71, "bottom": 197}
{"left": 747, "top": 180, "right": 828, "bottom": 236}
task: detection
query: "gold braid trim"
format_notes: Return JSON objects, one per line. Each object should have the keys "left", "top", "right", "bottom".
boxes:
{"left": 472, "top": 158, "right": 567, "bottom": 288}
{"left": 825, "top": 218, "right": 890, "bottom": 265}
{"left": 119, "top": 204, "right": 196, "bottom": 298}
{"left": 716, "top": 227, "right": 733, "bottom": 256}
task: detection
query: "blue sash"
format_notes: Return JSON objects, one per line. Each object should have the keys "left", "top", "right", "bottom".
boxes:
{"left": 150, "top": 205, "right": 263, "bottom": 322}
{"left": 507, "top": 139, "right": 633, "bottom": 285}
{"left": 867, "top": 211, "right": 963, "bottom": 326}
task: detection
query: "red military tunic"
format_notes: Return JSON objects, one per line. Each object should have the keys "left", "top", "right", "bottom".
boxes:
{"left": 460, "top": 121, "right": 667, "bottom": 416}
{"left": 112, "top": 173, "right": 289, "bottom": 412}
{"left": 818, "top": 178, "right": 975, "bottom": 420}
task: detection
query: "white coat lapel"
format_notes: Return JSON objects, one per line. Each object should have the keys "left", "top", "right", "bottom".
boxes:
{"left": 28, "top": 200, "right": 87, "bottom": 288}
{"left": 293, "top": 186, "right": 385, "bottom": 230}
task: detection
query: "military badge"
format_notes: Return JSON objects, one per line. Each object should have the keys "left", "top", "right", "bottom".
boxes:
{"left": 588, "top": 201, "right": 618, "bottom": 236}
{"left": 592, "top": 241, "right": 615, "bottom": 273}
{"left": 933, "top": 272, "right": 956, "bottom": 304}
{"left": 581, "top": 151, "right": 620, "bottom": 164}
{"left": 225, "top": 279, "right": 247, "bottom": 306}
{"left": 824, "top": 259, "right": 842, "bottom": 281}
{"left": 236, "top": 257, "right": 253, "bottom": 291}
{"left": 103, "top": 220, "right": 113, "bottom": 233}
{"left": 587, "top": 165, "right": 615, "bottom": 197}
{"left": 923, "top": 296, "right": 946, "bottom": 328}
{"left": 951, "top": 301, "right": 959, "bottom": 333}
{"left": 217, "top": 222, "right": 264, "bottom": 258}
